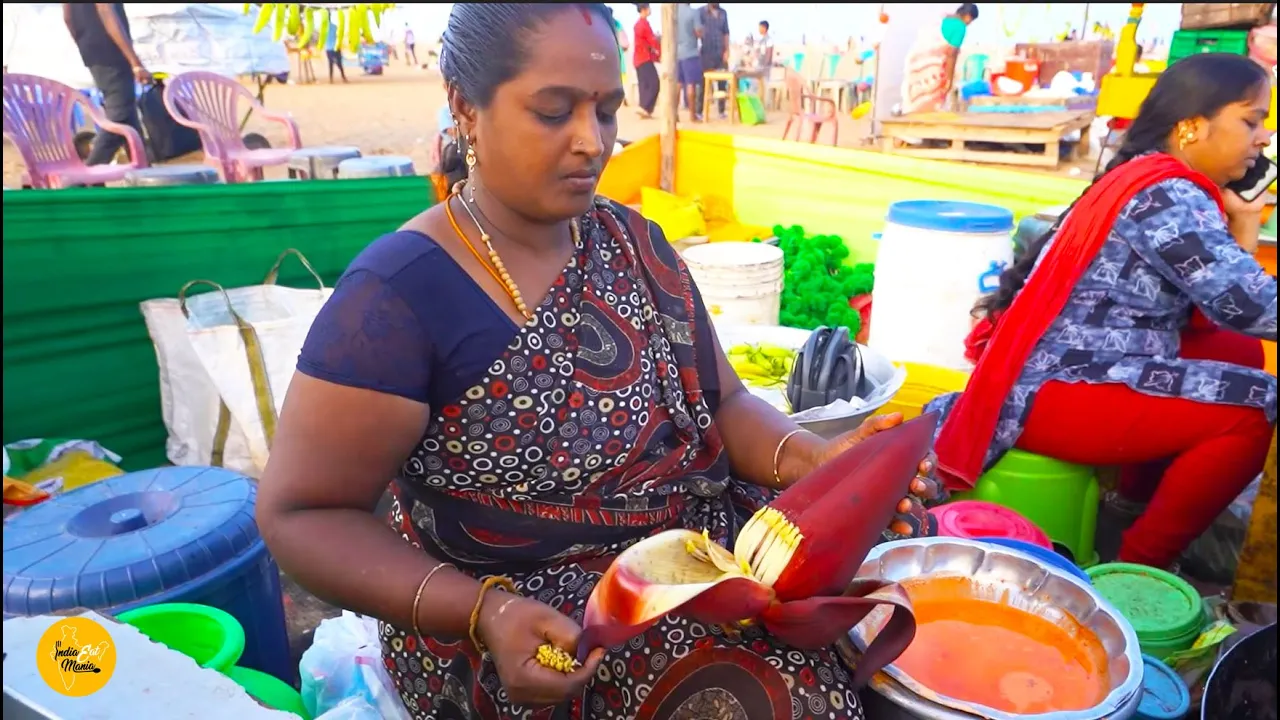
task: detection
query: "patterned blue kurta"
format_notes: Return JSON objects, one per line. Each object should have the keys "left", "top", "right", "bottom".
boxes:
{"left": 928, "top": 177, "right": 1279, "bottom": 472}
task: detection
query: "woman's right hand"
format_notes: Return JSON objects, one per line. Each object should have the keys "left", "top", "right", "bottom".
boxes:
{"left": 477, "top": 592, "right": 605, "bottom": 708}
{"left": 1225, "top": 187, "right": 1269, "bottom": 221}
{"left": 1225, "top": 189, "right": 1266, "bottom": 253}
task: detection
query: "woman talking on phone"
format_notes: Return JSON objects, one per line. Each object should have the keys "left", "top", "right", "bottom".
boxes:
{"left": 930, "top": 53, "right": 1277, "bottom": 571}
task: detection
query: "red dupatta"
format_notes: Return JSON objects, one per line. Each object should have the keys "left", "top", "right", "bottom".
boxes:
{"left": 934, "top": 153, "right": 1226, "bottom": 488}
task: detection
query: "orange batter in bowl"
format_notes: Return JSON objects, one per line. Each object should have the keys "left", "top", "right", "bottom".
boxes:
{"left": 893, "top": 577, "right": 1109, "bottom": 714}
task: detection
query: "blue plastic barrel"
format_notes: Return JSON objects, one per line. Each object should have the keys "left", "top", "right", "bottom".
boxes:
{"left": 2, "top": 467, "right": 295, "bottom": 684}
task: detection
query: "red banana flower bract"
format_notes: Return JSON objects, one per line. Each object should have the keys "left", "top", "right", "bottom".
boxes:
{"left": 579, "top": 412, "right": 938, "bottom": 685}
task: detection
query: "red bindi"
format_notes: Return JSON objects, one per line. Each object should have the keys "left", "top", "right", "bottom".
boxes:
{"left": 579, "top": 7, "right": 593, "bottom": 25}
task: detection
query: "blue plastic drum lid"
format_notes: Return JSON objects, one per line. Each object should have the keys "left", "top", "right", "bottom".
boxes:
{"left": 885, "top": 200, "right": 1015, "bottom": 234}
{"left": 1137, "top": 654, "right": 1190, "bottom": 720}
{"left": 3, "top": 467, "right": 259, "bottom": 616}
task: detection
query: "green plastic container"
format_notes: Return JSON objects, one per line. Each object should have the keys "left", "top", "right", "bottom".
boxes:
{"left": 954, "top": 449, "right": 1100, "bottom": 567}
{"left": 226, "top": 666, "right": 310, "bottom": 718}
{"left": 1169, "top": 29, "right": 1249, "bottom": 65}
{"left": 116, "top": 602, "right": 246, "bottom": 673}
{"left": 1087, "top": 563, "right": 1205, "bottom": 660}
{"left": 737, "top": 94, "right": 766, "bottom": 126}
{"left": 963, "top": 53, "right": 989, "bottom": 84}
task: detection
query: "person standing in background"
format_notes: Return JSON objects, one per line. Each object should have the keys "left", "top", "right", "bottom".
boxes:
{"left": 754, "top": 19, "right": 774, "bottom": 70}
{"left": 325, "top": 20, "right": 348, "bottom": 84}
{"left": 63, "top": 3, "right": 151, "bottom": 166}
{"left": 675, "top": 3, "right": 703, "bottom": 122}
{"left": 403, "top": 24, "right": 418, "bottom": 67}
{"left": 632, "top": 3, "right": 661, "bottom": 118}
{"left": 697, "top": 3, "right": 731, "bottom": 120}
{"left": 900, "top": 3, "right": 978, "bottom": 115}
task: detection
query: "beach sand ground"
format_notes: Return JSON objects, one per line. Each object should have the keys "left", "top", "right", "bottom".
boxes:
{"left": 3, "top": 62, "right": 1093, "bottom": 188}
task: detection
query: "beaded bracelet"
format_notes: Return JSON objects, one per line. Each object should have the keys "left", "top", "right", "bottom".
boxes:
{"left": 468, "top": 575, "right": 518, "bottom": 654}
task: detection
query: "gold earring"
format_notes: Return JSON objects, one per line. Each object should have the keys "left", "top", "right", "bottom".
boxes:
{"left": 465, "top": 144, "right": 477, "bottom": 171}
{"left": 1178, "top": 126, "right": 1197, "bottom": 150}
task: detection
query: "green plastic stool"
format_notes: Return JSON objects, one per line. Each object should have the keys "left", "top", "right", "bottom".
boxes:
{"left": 953, "top": 449, "right": 1100, "bottom": 567}
{"left": 963, "top": 53, "right": 989, "bottom": 84}
{"left": 737, "top": 94, "right": 766, "bottom": 126}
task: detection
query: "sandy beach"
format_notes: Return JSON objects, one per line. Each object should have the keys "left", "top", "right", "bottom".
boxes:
{"left": 3, "top": 62, "right": 885, "bottom": 188}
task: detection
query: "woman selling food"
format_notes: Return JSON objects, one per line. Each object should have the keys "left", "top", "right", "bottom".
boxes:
{"left": 899, "top": 3, "right": 979, "bottom": 115}
{"left": 931, "top": 53, "right": 1278, "bottom": 571}
{"left": 257, "top": 4, "right": 939, "bottom": 719}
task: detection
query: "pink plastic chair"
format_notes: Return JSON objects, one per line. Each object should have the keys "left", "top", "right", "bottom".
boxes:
{"left": 781, "top": 70, "right": 839, "bottom": 147}
{"left": 163, "top": 71, "right": 301, "bottom": 183}
{"left": 2, "top": 73, "right": 149, "bottom": 189}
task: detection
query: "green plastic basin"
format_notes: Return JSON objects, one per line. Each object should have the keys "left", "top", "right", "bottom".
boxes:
{"left": 116, "top": 602, "right": 245, "bottom": 674}
{"left": 226, "top": 666, "right": 310, "bottom": 718}
{"left": 1087, "top": 563, "right": 1204, "bottom": 660}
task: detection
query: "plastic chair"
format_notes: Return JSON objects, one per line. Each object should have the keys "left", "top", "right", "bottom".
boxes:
{"left": 2, "top": 73, "right": 148, "bottom": 189}
{"left": 163, "top": 71, "right": 301, "bottom": 183}
{"left": 781, "top": 70, "right": 839, "bottom": 146}
{"left": 814, "top": 52, "right": 862, "bottom": 112}
{"left": 953, "top": 448, "right": 1100, "bottom": 567}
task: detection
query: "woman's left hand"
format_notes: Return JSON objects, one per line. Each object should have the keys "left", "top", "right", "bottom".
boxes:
{"left": 814, "top": 413, "right": 946, "bottom": 539}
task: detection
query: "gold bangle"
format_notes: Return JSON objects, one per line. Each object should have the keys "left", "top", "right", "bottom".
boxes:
{"left": 773, "top": 428, "right": 806, "bottom": 487}
{"left": 468, "top": 576, "right": 518, "bottom": 654}
{"left": 412, "top": 562, "right": 456, "bottom": 643}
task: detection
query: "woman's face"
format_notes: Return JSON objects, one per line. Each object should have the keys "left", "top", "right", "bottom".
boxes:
{"left": 1189, "top": 81, "right": 1273, "bottom": 186}
{"left": 469, "top": 10, "right": 623, "bottom": 222}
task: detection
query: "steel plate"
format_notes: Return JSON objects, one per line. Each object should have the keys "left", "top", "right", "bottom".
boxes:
{"left": 849, "top": 537, "right": 1144, "bottom": 720}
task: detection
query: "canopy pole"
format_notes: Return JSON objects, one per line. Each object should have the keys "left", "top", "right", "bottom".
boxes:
{"left": 659, "top": 3, "right": 678, "bottom": 192}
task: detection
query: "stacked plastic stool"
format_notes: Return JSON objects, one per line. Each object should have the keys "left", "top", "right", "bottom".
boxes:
{"left": 287, "top": 145, "right": 363, "bottom": 180}
{"left": 953, "top": 448, "right": 1100, "bottom": 567}
{"left": 337, "top": 155, "right": 416, "bottom": 179}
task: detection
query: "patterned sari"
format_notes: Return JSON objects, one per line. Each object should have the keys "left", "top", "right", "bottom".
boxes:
{"left": 900, "top": 18, "right": 961, "bottom": 115}
{"left": 380, "top": 198, "right": 871, "bottom": 719}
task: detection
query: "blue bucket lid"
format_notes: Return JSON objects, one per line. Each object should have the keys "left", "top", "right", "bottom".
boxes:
{"left": 3, "top": 467, "right": 258, "bottom": 616}
{"left": 1137, "top": 654, "right": 1190, "bottom": 720}
{"left": 886, "top": 200, "right": 1015, "bottom": 234}
{"left": 973, "top": 536, "right": 1092, "bottom": 585}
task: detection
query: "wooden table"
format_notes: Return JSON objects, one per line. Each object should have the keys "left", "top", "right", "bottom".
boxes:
{"left": 701, "top": 69, "right": 768, "bottom": 124}
{"left": 966, "top": 95, "right": 1098, "bottom": 113}
{"left": 878, "top": 110, "right": 1095, "bottom": 168}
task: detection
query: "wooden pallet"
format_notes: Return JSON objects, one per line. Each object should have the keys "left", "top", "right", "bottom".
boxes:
{"left": 878, "top": 110, "right": 1095, "bottom": 168}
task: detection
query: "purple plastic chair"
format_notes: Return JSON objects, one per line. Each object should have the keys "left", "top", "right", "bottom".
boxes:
{"left": 2, "top": 73, "right": 149, "bottom": 189}
{"left": 163, "top": 71, "right": 302, "bottom": 183}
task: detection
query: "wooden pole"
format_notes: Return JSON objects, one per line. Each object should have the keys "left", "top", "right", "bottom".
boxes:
{"left": 659, "top": 3, "right": 678, "bottom": 192}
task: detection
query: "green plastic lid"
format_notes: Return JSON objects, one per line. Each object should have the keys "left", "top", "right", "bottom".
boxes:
{"left": 1086, "top": 563, "right": 1203, "bottom": 642}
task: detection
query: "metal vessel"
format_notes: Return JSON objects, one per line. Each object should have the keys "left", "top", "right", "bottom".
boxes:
{"left": 849, "top": 537, "right": 1144, "bottom": 720}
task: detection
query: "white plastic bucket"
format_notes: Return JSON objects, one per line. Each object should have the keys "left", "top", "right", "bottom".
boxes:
{"left": 869, "top": 200, "right": 1015, "bottom": 370}
{"left": 683, "top": 242, "right": 785, "bottom": 326}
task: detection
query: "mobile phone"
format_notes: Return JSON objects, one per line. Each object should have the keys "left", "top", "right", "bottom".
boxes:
{"left": 1226, "top": 153, "right": 1278, "bottom": 203}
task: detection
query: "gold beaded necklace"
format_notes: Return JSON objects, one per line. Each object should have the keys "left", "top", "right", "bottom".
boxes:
{"left": 443, "top": 183, "right": 581, "bottom": 322}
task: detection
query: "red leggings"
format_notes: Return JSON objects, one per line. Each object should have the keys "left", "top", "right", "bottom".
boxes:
{"left": 1017, "top": 326, "right": 1273, "bottom": 568}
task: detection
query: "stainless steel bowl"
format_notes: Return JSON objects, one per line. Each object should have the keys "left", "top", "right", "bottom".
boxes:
{"left": 862, "top": 671, "right": 1142, "bottom": 720}
{"left": 849, "top": 537, "right": 1144, "bottom": 720}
